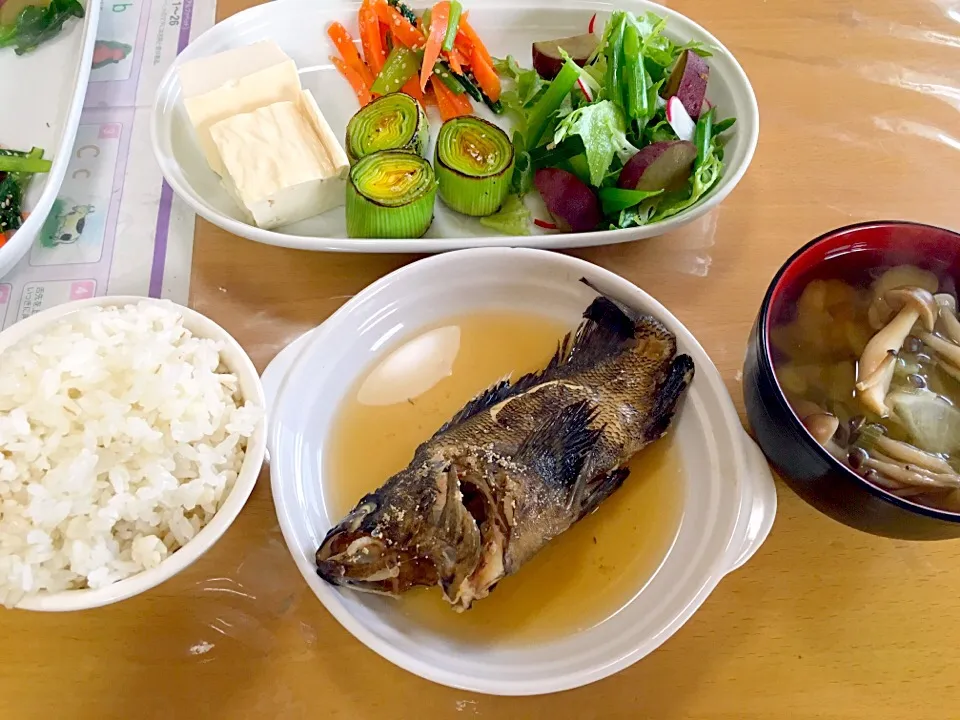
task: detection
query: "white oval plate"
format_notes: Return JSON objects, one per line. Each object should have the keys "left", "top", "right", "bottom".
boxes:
{"left": 266, "top": 248, "right": 777, "bottom": 694}
{"left": 0, "top": 0, "right": 101, "bottom": 278}
{"left": 152, "top": 0, "right": 759, "bottom": 253}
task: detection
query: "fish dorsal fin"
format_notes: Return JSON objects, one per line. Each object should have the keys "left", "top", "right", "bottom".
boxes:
{"left": 431, "top": 288, "right": 638, "bottom": 438}
{"left": 560, "top": 292, "right": 638, "bottom": 374}
{"left": 515, "top": 400, "right": 604, "bottom": 491}
{"left": 432, "top": 378, "right": 517, "bottom": 437}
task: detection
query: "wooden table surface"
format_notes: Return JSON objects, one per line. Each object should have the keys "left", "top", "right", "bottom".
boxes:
{"left": 5, "top": 0, "right": 960, "bottom": 717}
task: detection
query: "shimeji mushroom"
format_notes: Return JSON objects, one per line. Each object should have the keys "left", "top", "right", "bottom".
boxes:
{"left": 919, "top": 331, "right": 960, "bottom": 380}
{"left": 866, "top": 266, "right": 940, "bottom": 330}
{"left": 855, "top": 287, "right": 938, "bottom": 417}
{"left": 934, "top": 293, "right": 960, "bottom": 346}
{"left": 800, "top": 411, "right": 848, "bottom": 461}
{"left": 864, "top": 452, "right": 960, "bottom": 489}
{"left": 856, "top": 424, "right": 957, "bottom": 476}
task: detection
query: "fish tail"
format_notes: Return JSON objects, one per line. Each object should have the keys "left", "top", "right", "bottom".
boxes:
{"left": 644, "top": 354, "right": 696, "bottom": 441}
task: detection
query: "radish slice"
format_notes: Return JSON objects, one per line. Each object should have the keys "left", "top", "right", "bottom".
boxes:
{"left": 534, "top": 218, "right": 558, "bottom": 230}
{"left": 665, "top": 96, "right": 696, "bottom": 142}
{"left": 577, "top": 77, "right": 593, "bottom": 102}
{"left": 588, "top": 13, "right": 596, "bottom": 33}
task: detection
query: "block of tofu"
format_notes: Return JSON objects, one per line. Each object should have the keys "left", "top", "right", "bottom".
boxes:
{"left": 209, "top": 90, "right": 350, "bottom": 230}
{"left": 177, "top": 41, "right": 302, "bottom": 176}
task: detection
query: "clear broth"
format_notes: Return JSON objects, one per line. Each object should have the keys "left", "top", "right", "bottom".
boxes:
{"left": 324, "top": 310, "right": 684, "bottom": 644}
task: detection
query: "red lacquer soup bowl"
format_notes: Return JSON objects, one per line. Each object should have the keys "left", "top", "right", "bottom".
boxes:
{"left": 743, "top": 221, "right": 960, "bottom": 539}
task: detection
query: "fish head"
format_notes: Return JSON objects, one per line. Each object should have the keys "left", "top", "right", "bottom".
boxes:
{"left": 315, "top": 470, "right": 441, "bottom": 595}
{"left": 315, "top": 456, "right": 493, "bottom": 605}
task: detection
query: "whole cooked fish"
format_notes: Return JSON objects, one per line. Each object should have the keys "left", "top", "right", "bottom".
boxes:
{"left": 316, "top": 285, "right": 695, "bottom": 611}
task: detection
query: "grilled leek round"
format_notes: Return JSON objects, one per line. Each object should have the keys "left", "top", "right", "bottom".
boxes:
{"left": 345, "top": 92, "right": 428, "bottom": 163}
{"left": 346, "top": 150, "right": 437, "bottom": 239}
{"left": 434, "top": 116, "right": 514, "bottom": 217}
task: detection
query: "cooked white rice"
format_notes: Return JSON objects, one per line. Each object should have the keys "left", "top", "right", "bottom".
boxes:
{"left": 0, "top": 300, "right": 261, "bottom": 606}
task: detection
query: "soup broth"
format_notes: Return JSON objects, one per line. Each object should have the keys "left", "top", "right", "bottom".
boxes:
{"left": 771, "top": 264, "right": 960, "bottom": 512}
{"left": 324, "top": 310, "right": 684, "bottom": 644}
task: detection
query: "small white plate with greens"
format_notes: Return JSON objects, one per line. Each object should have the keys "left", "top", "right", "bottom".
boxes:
{"left": 0, "top": 0, "right": 100, "bottom": 277}
{"left": 152, "top": 0, "right": 758, "bottom": 252}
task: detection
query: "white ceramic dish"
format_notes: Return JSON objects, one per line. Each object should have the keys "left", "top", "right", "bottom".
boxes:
{"left": 0, "top": 0, "right": 101, "bottom": 278}
{"left": 152, "top": 0, "right": 759, "bottom": 253}
{"left": 1, "top": 296, "right": 267, "bottom": 612}
{"left": 266, "top": 248, "right": 777, "bottom": 695}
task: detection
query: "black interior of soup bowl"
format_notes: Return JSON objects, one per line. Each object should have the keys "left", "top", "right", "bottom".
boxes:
{"left": 744, "top": 220, "right": 960, "bottom": 539}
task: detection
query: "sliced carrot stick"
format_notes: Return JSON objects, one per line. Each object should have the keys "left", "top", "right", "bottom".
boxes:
{"left": 420, "top": 1, "right": 450, "bottom": 91}
{"left": 432, "top": 76, "right": 471, "bottom": 119}
{"left": 431, "top": 76, "right": 458, "bottom": 121}
{"left": 470, "top": 45, "right": 501, "bottom": 102}
{"left": 332, "top": 55, "right": 373, "bottom": 106}
{"left": 458, "top": 12, "right": 491, "bottom": 66}
{"left": 444, "top": 46, "right": 465, "bottom": 75}
{"left": 402, "top": 74, "right": 426, "bottom": 103}
{"left": 450, "top": 84, "right": 473, "bottom": 115}
{"left": 373, "top": 1, "right": 425, "bottom": 49}
{"left": 327, "top": 22, "right": 370, "bottom": 77}
{"left": 358, "top": 4, "right": 385, "bottom": 74}
{"left": 379, "top": 21, "right": 390, "bottom": 53}
{"left": 453, "top": 28, "right": 473, "bottom": 59}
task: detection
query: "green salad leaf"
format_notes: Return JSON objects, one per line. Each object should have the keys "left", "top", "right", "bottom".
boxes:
{"left": 553, "top": 100, "right": 637, "bottom": 187}
{"left": 0, "top": 0, "right": 85, "bottom": 55}
{"left": 495, "top": 55, "right": 546, "bottom": 122}
{"left": 479, "top": 194, "right": 531, "bottom": 236}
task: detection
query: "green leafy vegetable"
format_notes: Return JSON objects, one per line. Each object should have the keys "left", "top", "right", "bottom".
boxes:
{"left": 695, "top": 107, "right": 715, "bottom": 165}
{"left": 598, "top": 187, "right": 663, "bottom": 215}
{"left": 553, "top": 100, "right": 638, "bottom": 187}
{"left": 0, "top": 174, "right": 24, "bottom": 235}
{"left": 509, "top": 130, "right": 533, "bottom": 195}
{"left": 495, "top": 55, "right": 547, "bottom": 121}
{"left": 0, "top": 0, "right": 85, "bottom": 55}
{"left": 479, "top": 194, "right": 531, "bottom": 236}
{"left": 713, "top": 117, "right": 737, "bottom": 135}
{"left": 527, "top": 135, "right": 585, "bottom": 170}
{"left": 0, "top": 148, "right": 50, "bottom": 235}
{"left": 525, "top": 57, "right": 581, "bottom": 150}
{"left": 642, "top": 115, "right": 679, "bottom": 145}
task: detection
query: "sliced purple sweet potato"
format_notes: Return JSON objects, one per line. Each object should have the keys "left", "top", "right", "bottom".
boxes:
{"left": 532, "top": 33, "right": 599, "bottom": 80}
{"left": 534, "top": 168, "right": 601, "bottom": 232}
{"left": 618, "top": 141, "right": 697, "bottom": 192}
{"left": 661, "top": 49, "right": 710, "bottom": 120}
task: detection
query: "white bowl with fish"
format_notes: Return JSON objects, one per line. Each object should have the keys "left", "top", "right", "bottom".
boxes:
{"left": 266, "top": 247, "right": 776, "bottom": 695}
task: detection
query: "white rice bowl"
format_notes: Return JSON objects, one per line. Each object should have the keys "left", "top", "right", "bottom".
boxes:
{"left": 0, "top": 299, "right": 263, "bottom": 608}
